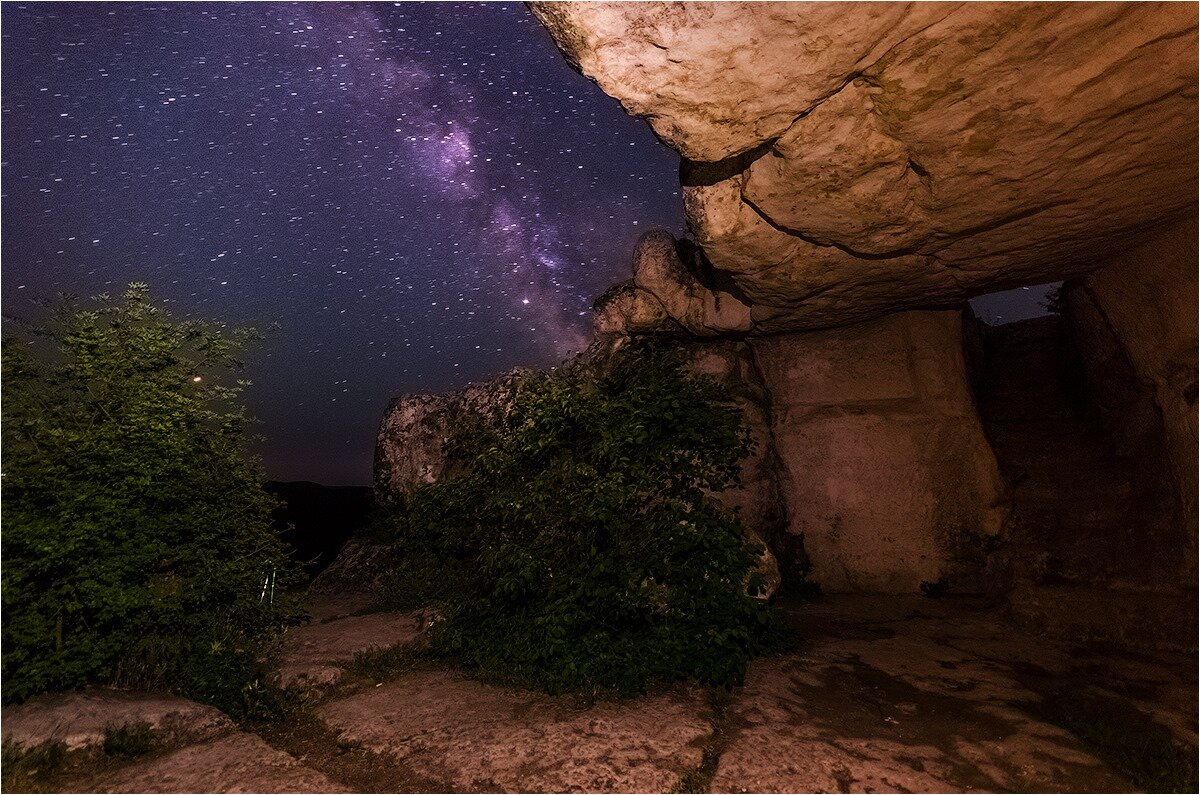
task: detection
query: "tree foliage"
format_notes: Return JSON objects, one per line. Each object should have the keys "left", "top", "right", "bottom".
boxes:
{"left": 1, "top": 285, "right": 299, "bottom": 714}
{"left": 381, "top": 341, "right": 780, "bottom": 696}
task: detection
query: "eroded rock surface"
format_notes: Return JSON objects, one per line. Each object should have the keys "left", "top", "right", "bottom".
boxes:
{"left": 710, "top": 595, "right": 1196, "bottom": 793}
{"left": 319, "top": 669, "right": 711, "bottom": 792}
{"left": 75, "top": 732, "right": 347, "bottom": 794}
{"left": 279, "top": 611, "right": 422, "bottom": 691}
{"left": 298, "top": 595, "right": 1194, "bottom": 793}
{"left": 373, "top": 369, "right": 531, "bottom": 499}
{"left": 533, "top": 2, "right": 1198, "bottom": 330}
{"left": 1, "top": 689, "right": 233, "bottom": 753}
{"left": 2, "top": 690, "right": 341, "bottom": 794}
{"left": 631, "top": 231, "right": 752, "bottom": 336}
{"left": 12, "top": 595, "right": 1191, "bottom": 793}
{"left": 308, "top": 538, "right": 400, "bottom": 615}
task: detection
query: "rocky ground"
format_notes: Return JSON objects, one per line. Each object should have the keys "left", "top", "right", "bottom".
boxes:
{"left": 4, "top": 593, "right": 1195, "bottom": 794}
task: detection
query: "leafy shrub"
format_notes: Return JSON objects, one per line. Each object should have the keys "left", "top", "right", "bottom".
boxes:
{"left": 1, "top": 284, "right": 300, "bottom": 715}
{"left": 381, "top": 340, "right": 780, "bottom": 695}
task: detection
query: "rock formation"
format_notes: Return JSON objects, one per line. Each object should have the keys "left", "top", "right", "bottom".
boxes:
{"left": 586, "top": 231, "right": 1012, "bottom": 593}
{"left": 374, "top": 369, "right": 532, "bottom": 498}
{"left": 749, "top": 310, "right": 1007, "bottom": 592}
{"left": 371, "top": 3, "right": 1195, "bottom": 626}
{"left": 509, "top": 2, "right": 1198, "bottom": 631}
{"left": 532, "top": 2, "right": 1197, "bottom": 331}
{"left": 1063, "top": 218, "right": 1199, "bottom": 551}
{"left": 372, "top": 352, "right": 783, "bottom": 599}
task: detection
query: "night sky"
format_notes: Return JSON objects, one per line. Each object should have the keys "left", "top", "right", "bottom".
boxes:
{"left": 2, "top": 2, "right": 1046, "bottom": 486}
{"left": 1, "top": 2, "right": 685, "bottom": 484}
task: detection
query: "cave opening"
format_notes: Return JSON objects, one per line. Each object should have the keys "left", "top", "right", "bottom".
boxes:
{"left": 963, "top": 278, "right": 1196, "bottom": 650}
{"left": 968, "top": 282, "right": 1060, "bottom": 326}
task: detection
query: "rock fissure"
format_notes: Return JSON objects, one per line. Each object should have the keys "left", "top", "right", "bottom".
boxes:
{"left": 739, "top": 191, "right": 935, "bottom": 262}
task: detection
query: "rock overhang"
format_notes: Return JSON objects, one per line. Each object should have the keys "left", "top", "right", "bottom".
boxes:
{"left": 531, "top": 1, "right": 1199, "bottom": 333}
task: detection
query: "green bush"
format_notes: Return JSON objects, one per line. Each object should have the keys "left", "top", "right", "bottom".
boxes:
{"left": 1, "top": 284, "right": 300, "bottom": 715}
{"left": 381, "top": 341, "right": 780, "bottom": 695}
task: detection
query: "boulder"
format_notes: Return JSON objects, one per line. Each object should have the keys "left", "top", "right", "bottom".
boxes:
{"left": 373, "top": 369, "right": 531, "bottom": 499}
{"left": 532, "top": 3, "right": 1198, "bottom": 330}
{"left": 592, "top": 280, "right": 672, "bottom": 336}
{"left": 309, "top": 537, "right": 398, "bottom": 600}
{"left": 631, "top": 231, "right": 751, "bottom": 336}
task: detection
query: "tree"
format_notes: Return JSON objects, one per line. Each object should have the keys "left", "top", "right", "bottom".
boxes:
{"left": 2, "top": 284, "right": 298, "bottom": 714}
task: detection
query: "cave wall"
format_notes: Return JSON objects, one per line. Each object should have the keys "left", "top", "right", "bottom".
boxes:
{"left": 747, "top": 310, "right": 1006, "bottom": 593}
{"left": 588, "top": 231, "right": 1011, "bottom": 593}
{"left": 1063, "top": 217, "right": 1199, "bottom": 583}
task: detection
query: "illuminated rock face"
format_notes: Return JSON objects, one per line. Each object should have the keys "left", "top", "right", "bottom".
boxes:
{"left": 532, "top": 2, "right": 1198, "bottom": 331}
{"left": 373, "top": 369, "right": 532, "bottom": 499}
{"left": 748, "top": 310, "right": 1007, "bottom": 593}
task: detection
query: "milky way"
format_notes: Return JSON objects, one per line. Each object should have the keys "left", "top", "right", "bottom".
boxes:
{"left": 1, "top": 2, "right": 686, "bottom": 484}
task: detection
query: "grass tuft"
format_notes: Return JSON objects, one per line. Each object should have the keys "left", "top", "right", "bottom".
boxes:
{"left": 346, "top": 643, "right": 423, "bottom": 684}
{"left": 102, "top": 721, "right": 154, "bottom": 759}
{"left": 1, "top": 739, "right": 68, "bottom": 792}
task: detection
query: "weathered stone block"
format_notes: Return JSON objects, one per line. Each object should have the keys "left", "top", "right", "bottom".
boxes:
{"left": 751, "top": 310, "right": 1007, "bottom": 593}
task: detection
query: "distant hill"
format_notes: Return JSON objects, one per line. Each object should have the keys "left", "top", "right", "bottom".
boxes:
{"left": 264, "top": 481, "right": 374, "bottom": 578}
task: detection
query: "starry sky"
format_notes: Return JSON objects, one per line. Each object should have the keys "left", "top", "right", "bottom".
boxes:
{"left": 2, "top": 2, "right": 1048, "bottom": 487}
{"left": 1, "top": 2, "right": 686, "bottom": 485}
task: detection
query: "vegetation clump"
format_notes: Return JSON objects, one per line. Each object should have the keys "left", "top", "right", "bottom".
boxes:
{"left": 101, "top": 722, "right": 154, "bottom": 759}
{"left": 0, "top": 739, "right": 67, "bottom": 792}
{"left": 379, "top": 340, "right": 780, "bottom": 696}
{"left": 2, "top": 285, "right": 299, "bottom": 717}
